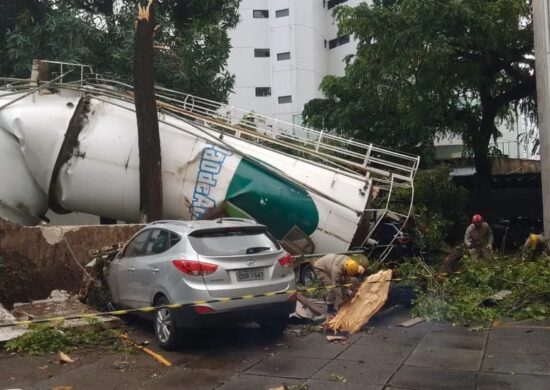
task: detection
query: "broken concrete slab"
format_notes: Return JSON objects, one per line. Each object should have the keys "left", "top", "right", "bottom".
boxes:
{"left": 9, "top": 290, "right": 121, "bottom": 334}
{"left": 0, "top": 303, "right": 27, "bottom": 342}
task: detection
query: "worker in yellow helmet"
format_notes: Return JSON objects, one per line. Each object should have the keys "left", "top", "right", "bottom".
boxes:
{"left": 523, "top": 229, "right": 545, "bottom": 259}
{"left": 313, "top": 254, "right": 366, "bottom": 314}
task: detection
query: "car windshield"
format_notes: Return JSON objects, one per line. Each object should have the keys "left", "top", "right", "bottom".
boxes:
{"left": 189, "top": 228, "right": 279, "bottom": 256}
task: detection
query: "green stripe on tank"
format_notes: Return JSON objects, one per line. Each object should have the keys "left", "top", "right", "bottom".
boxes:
{"left": 226, "top": 159, "right": 319, "bottom": 238}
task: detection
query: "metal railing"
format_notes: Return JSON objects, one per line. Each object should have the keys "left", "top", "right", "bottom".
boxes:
{"left": 0, "top": 60, "right": 420, "bottom": 259}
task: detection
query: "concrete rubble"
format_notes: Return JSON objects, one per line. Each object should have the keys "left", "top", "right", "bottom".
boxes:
{"left": 1, "top": 290, "right": 121, "bottom": 343}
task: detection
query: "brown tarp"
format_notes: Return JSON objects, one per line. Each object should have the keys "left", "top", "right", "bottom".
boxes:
{"left": 326, "top": 269, "right": 393, "bottom": 334}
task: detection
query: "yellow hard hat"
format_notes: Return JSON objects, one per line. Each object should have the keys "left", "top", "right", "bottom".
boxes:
{"left": 343, "top": 259, "right": 360, "bottom": 276}
{"left": 530, "top": 233, "right": 540, "bottom": 248}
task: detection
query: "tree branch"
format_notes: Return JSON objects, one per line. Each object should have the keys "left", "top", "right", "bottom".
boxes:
{"left": 495, "top": 78, "right": 536, "bottom": 107}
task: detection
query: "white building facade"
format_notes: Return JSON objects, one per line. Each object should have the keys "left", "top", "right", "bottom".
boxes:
{"left": 227, "top": 0, "right": 535, "bottom": 160}
{"left": 227, "top": 0, "right": 361, "bottom": 124}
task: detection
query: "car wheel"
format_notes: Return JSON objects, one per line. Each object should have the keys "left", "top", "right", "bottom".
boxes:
{"left": 258, "top": 315, "right": 289, "bottom": 335}
{"left": 300, "top": 264, "right": 316, "bottom": 285}
{"left": 154, "top": 295, "right": 181, "bottom": 350}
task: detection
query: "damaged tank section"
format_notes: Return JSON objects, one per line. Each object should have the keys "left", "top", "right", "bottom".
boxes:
{"left": 0, "top": 61, "right": 419, "bottom": 254}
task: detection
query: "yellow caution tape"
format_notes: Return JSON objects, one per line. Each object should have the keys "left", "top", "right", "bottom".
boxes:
{"left": 0, "top": 272, "right": 461, "bottom": 329}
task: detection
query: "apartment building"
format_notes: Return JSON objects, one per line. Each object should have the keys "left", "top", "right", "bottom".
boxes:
{"left": 227, "top": 0, "right": 361, "bottom": 124}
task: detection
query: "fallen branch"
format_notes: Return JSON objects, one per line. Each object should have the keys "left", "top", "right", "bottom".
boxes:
{"left": 326, "top": 270, "right": 392, "bottom": 334}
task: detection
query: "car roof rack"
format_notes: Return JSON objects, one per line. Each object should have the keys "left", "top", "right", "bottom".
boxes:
{"left": 150, "top": 220, "right": 193, "bottom": 226}
{"left": 215, "top": 217, "right": 257, "bottom": 224}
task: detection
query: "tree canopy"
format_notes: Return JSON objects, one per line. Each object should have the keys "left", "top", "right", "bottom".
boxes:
{"left": 0, "top": 0, "right": 241, "bottom": 102}
{"left": 303, "top": 0, "right": 536, "bottom": 176}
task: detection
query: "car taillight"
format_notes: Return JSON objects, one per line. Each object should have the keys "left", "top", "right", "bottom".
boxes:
{"left": 193, "top": 305, "right": 215, "bottom": 314}
{"left": 172, "top": 260, "right": 218, "bottom": 276}
{"left": 278, "top": 254, "right": 293, "bottom": 268}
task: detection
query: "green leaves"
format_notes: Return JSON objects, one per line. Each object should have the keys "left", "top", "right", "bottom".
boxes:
{"left": 303, "top": 0, "right": 536, "bottom": 165}
{"left": 0, "top": 0, "right": 241, "bottom": 102}
{"left": 404, "top": 254, "right": 550, "bottom": 324}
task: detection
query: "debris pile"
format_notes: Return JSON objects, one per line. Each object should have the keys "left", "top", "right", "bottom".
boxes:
{"left": 399, "top": 255, "right": 550, "bottom": 324}
{"left": 1, "top": 289, "right": 121, "bottom": 345}
{"left": 79, "top": 243, "right": 124, "bottom": 309}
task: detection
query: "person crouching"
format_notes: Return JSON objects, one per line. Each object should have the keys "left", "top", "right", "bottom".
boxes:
{"left": 313, "top": 254, "right": 365, "bottom": 314}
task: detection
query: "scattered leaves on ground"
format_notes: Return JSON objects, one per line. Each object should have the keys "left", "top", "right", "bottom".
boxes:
{"left": 398, "top": 254, "right": 550, "bottom": 325}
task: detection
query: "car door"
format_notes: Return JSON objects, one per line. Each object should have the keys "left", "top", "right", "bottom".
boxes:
{"left": 131, "top": 228, "right": 173, "bottom": 308}
{"left": 109, "top": 229, "right": 151, "bottom": 308}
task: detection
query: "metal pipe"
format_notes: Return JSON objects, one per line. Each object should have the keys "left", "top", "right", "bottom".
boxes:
{"left": 0, "top": 71, "right": 73, "bottom": 111}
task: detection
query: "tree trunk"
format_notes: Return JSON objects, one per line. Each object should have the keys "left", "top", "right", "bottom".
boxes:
{"left": 134, "top": 0, "right": 163, "bottom": 222}
{"left": 472, "top": 114, "right": 495, "bottom": 220}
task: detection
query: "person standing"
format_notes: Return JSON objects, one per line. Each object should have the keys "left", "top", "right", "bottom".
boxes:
{"left": 313, "top": 254, "right": 365, "bottom": 314}
{"left": 464, "top": 214, "right": 493, "bottom": 260}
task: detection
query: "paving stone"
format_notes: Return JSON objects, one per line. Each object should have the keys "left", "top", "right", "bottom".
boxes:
{"left": 336, "top": 341, "right": 412, "bottom": 366}
{"left": 417, "top": 332, "right": 487, "bottom": 351}
{"left": 358, "top": 322, "right": 432, "bottom": 343}
{"left": 185, "top": 350, "right": 265, "bottom": 372}
{"left": 312, "top": 359, "right": 395, "bottom": 385}
{"left": 389, "top": 365, "right": 477, "bottom": 390}
{"left": 216, "top": 374, "right": 302, "bottom": 390}
{"left": 482, "top": 353, "right": 550, "bottom": 376}
{"left": 405, "top": 346, "right": 484, "bottom": 371}
{"left": 356, "top": 333, "right": 420, "bottom": 349}
{"left": 277, "top": 332, "right": 351, "bottom": 359}
{"left": 490, "top": 327, "right": 549, "bottom": 340}
{"left": 369, "top": 306, "right": 413, "bottom": 327}
{"left": 477, "top": 372, "right": 550, "bottom": 390}
{"left": 430, "top": 323, "right": 489, "bottom": 337}
{"left": 143, "top": 368, "right": 231, "bottom": 390}
{"left": 245, "top": 356, "right": 329, "bottom": 379}
{"left": 304, "top": 378, "right": 382, "bottom": 389}
{"left": 486, "top": 332, "right": 550, "bottom": 355}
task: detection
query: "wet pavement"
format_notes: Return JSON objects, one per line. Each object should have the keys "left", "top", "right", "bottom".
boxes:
{"left": 1, "top": 307, "right": 549, "bottom": 389}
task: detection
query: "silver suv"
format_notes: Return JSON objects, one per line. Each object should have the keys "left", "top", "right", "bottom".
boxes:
{"left": 106, "top": 219, "right": 296, "bottom": 349}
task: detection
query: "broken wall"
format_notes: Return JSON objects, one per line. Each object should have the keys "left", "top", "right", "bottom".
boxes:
{"left": 0, "top": 218, "right": 142, "bottom": 308}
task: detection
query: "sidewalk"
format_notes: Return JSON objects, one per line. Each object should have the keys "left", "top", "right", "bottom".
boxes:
{"left": 1, "top": 306, "right": 548, "bottom": 389}
{"left": 218, "top": 307, "right": 550, "bottom": 390}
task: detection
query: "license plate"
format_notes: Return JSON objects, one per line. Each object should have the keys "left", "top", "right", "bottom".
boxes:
{"left": 237, "top": 269, "right": 264, "bottom": 282}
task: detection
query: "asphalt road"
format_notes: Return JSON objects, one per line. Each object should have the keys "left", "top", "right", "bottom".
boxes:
{"left": 1, "top": 307, "right": 549, "bottom": 390}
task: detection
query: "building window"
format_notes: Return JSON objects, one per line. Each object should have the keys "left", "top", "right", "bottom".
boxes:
{"left": 328, "top": 34, "right": 350, "bottom": 49}
{"left": 277, "top": 52, "right": 291, "bottom": 61}
{"left": 276, "top": 8, "right": 289, "bottom": 18}
{"left": 253, "top": 10, "right": 269, "bottom": 18}
{"left": 278, "top": 95, "right": 292, "bottom": 104}
{"left": 327, "top": 0, "right": 348, "bottom": 9}
{"left": 254, "top": 48, "right": 270, "bottom": 57}
{"left": 255, "top": 87, "right": 271, "bottom": 97}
